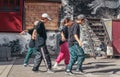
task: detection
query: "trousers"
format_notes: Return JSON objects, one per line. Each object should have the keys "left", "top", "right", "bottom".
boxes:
{"left": 33, "top": 45, "right": 52, "bottom": 69}
{"left": 56, "top": 42, "right": 70, "bottom": 65}
{"left": 24, "top": 47, "right": 37, "bottom": 64}
{"left": 67, "top": 43, "right": 85, "bottom": 71}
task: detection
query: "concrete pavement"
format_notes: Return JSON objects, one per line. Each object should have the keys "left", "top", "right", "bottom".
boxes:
{"left": 0, "top": 57, "right": 120, "bottom": 77}
{"left": 0, "top": 58, "right": 15, "bottom": 77}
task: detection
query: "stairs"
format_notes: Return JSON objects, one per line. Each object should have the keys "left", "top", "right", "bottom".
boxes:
{"left": 88, "top": 18, "right": 110, "bottom": 55}
{"left": 81, "top": 18, "right": 110, "bottom": 57}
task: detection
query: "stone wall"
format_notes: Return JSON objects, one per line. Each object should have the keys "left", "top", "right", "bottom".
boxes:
{"left": 0, "top": 33, "right": 31, "bottom": 55}
{"left": 60, "top": 0, "right": 120, "bottom": 20}
{"left": 0, "top": 31, "right": 59, "bottom": 56}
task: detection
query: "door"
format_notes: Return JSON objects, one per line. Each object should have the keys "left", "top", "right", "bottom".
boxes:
{"left": 112, "top": 20, "right": 120, "bottom": 56}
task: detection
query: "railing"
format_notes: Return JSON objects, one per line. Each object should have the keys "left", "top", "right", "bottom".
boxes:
{"left": 101, "top": 19, "right": 111, "bottom": 44}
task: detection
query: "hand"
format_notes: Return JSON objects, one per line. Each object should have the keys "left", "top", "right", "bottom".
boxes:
{"left": 61, "top": 37, "right": 66, "bottom": 41}
{"left": 19, "top": 31, "right": 25, "bottom": 35}
{"left": 32, "top": 35, "right": 36, "bottom": 40}
{"left": 79, "top": 42, "right": 83, "bottom": 47}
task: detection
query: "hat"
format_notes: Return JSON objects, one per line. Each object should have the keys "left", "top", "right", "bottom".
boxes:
{"left": 77, "top": 14, "right": 85, "bottom": 20}
{"left": 34, "top": 21, "right": 39, "bottom": 25}
{"left": 41, "top": 13, "right": 52, "bottom": 20}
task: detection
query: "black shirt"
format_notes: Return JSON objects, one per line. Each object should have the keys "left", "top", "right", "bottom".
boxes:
{"left": 28, "top": 28, "right": 34, "bottom": 35}
{"left": 59, "top": 26, "right": 68, "bottom": 45}
{"left": 35, "top": 21, "right": 47, "bottom": 41}
{"left": 68, "top": 23, "right": 80, "bottom": 47}
{"left": 61, "top": 26, "right": 68, "bottom": 39}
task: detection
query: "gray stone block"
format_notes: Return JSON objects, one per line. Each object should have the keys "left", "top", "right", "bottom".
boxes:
{"left": 0, "top": 47, "right": 11, "bottom": 61}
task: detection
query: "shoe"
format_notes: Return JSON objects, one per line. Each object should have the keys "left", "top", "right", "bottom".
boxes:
{"left": 65, "top": 70, "right": 74, "bottom": 75}
{"left": 75, "top": 69, "right": 86, "bottom": 74}
{"left": 53, "top": 65, "right": 62, "bottom": 70}
{"left": 53, "top": 62, "right": 62, "bottom": 69}
{"left": 32, "top": 67, "right": 39, "bottom": 72}
{"left": 47, "top": 69, "right": 55, "bottom": 73}
{"left": 23, "top": 63, "right": 27, "bottom": 67}
{"left": 75, "top": 61, "right": 78, "bottom": 64}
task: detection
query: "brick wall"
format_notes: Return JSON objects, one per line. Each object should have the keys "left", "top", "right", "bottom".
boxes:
{"left": 25, "top": 2, "right": 61, "bottom": 30}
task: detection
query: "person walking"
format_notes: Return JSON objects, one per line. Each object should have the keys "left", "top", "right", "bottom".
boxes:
{"left": 65, "top": 15, "right": 86, "bottom": 75}
{"left": 20, "top": 21, "right": 39, "bottom": 67}
{"left": 32, "top": 13, "right": 54, "bottom": 73}
{"left": 53, "top": 18, "right": 70, "bottom": 69}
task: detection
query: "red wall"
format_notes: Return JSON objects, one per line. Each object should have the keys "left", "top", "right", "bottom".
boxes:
{"left": 112, "top": 20, "right": 120, "bottom": 55}
{"left": 0, "top": 0, "right": 24, "bottom": 32}
{"left": 0, "top": 12, "right": 22, "bottom": 32}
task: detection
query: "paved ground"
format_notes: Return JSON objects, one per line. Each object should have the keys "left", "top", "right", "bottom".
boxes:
{"left": 0, "top": 57, "right": 120, "bottom": 77}
{"left": 0, "top": 58, "right": 15, "bottom": 77}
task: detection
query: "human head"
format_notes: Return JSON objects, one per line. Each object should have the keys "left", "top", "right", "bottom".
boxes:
{"left": 41, "top": 13, "right": 52, "bottom": 23}
{"left": 76, "top": 14, "right": 85, "bottom": 24}
{"left": 34, "top": 21, "right": 39, "bottom": 27}
{"left": 62, "top": 17, "right": 73, "bottom": 27}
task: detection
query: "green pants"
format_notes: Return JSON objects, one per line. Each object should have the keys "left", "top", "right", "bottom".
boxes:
{"left": 24, "top": 47, "right": 37, "bottom": 64}
{"left": 67, "top": 43, "right": 85, "bottom": 71}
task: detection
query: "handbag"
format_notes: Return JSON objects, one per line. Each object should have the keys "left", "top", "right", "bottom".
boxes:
{"left": 35, "top": 35, "right": 45, "bottom": 48}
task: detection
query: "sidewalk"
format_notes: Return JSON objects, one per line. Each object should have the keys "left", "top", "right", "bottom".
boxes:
{"left": 0, "top": 57, "right": 120, "bottom": 77}
{"left": 0, "top": 58, "right": 15, "bottom": 77}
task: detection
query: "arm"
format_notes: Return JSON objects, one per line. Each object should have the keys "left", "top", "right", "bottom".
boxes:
{"left": 61, "top": 32, "right": 66, "bottom": 41}
{"left": 32, "top": 29, "right": 37, "bottom": 40}
{"left": 73, "top": 23, "right": 82, "bottom": 46}
{"left": 19, "top": 29, "right": 28, "bottom": 35}
{"left": 74, "top": 34, "right": 82, "bottom": 46}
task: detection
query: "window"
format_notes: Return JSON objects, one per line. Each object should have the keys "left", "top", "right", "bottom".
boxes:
{"left": 0, "top": 0, "right": 20, "bottom": 12}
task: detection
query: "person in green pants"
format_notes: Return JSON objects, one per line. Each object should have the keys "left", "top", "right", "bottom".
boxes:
{"left": 23, "top": 46, "right": 37, "bottom": 66}
{"left": 20, "top": 21, "right": 39, "bottom": 67}
{"left": 64, "top": 15, "right": 86, "bottom": 75}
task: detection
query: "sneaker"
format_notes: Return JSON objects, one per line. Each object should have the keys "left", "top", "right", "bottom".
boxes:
{"left": 65, "top": 71, "right": 74, "bottom": 75}
{"left": 53, "top": 65, "right": 62, "bottom": 70}
{"left": 75, "top": 69, "right": 86, "bottom": 74}
{"left": 47, "top": 69, "right": 55, "bottom": 73}
{"left": 32, "top": 67, "right": 39, "bottom": 72}
{"left": 23, "top": 63, "right": 27, "bottom": 67}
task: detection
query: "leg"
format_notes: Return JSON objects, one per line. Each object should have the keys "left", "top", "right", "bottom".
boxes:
{"left": 24, "top": 47, "right": 33, "bottom": 64}
{"left": 32, "top": 48, "right": 43, "bottom": 71}
{"left": 75, "top": 45, "right": 85, "bottom": 71}
{"left": 64, "top": 42, "right": 70, "bottom": 65}
{"left": 56, "top": 43, "right": 66, "bottom": 64}
{"left": 33, "top": 47, "right": 37, "bottom": 55}
{"left": 54, "top": 51, "right": 64, "bottom": 69}
{"left": 53, "top": 43, "right": 66, "bottom": 69}
{"left": 41, "top": 45, "right": 54, "bottom": 73}
{"left": 41, "top": 45, "right": 52, "bottom": 69}
{"left": 66, "top": 45, "right": 77, "bottom": 72}
{"left": 77, "top": 55, "right": 85, "bottom": 71}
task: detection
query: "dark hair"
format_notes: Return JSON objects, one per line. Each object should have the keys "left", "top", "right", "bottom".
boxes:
{"left": 62, "top": 17, "right": 71, "bottom": 25}
{"left": 41, "top": 17, "right": 47, "bottom": 20}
